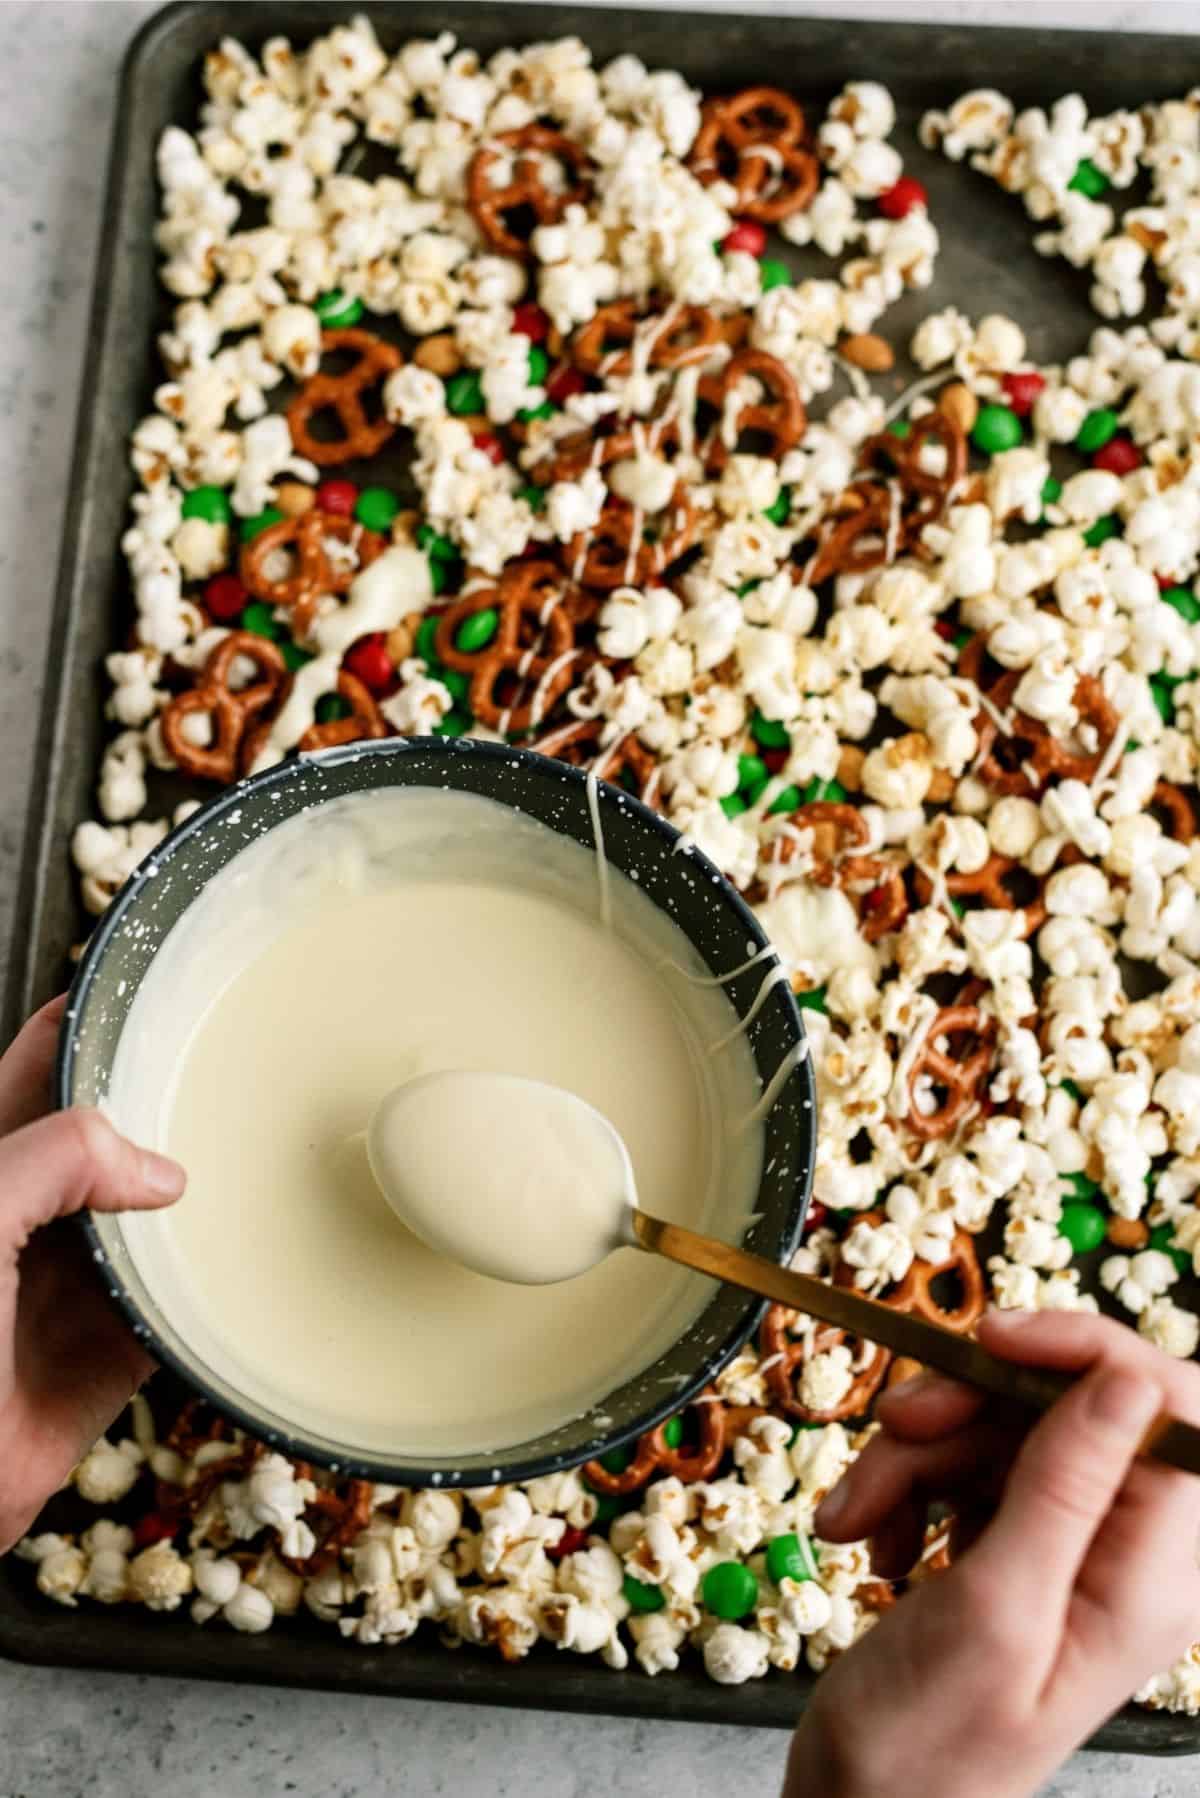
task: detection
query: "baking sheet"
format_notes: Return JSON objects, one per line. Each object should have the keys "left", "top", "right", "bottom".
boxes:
{"left": 4, "top": 0, "right": 1200, "bottom": 1752}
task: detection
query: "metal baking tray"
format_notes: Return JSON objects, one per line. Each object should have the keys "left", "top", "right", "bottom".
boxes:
{"left": 4, "top": 0, "right": 1200, "bottom": 1753}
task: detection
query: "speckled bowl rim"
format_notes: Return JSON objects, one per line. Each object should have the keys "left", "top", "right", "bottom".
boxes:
{"left": 57, "top": 736, "right": 815, "bottom": 1487}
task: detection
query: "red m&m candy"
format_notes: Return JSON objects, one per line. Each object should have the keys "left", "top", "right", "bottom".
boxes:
{"left": 344, "top": 633, "right": 397, "bottom": 695}
{"left": 204, "top": 573, "right": 247, "bottom": 621}
{"left": 512, "top": 302, "right": 550, "bottom": 343}
{"left": 547, "top": 366, "right": 586, "bottom": 405}
{"left": 1091, "top": 437, "right": 1141, "bottom": 475}
{"left": 472, "top": 432, "right": 506, "bottom": 466}
{"left": 1001, "top": 371, "right": 1045, "bottom": 416}
{"left": 878, "top": 175, "right": 927, "bottom": 219}
{"left": 315, "top": 479, "right": 358, "bottom": 516}
{"left": 723, "top": 220, "right": 767, "bottom": 256}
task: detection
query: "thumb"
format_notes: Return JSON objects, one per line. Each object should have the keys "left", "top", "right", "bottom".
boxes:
{"left": 968, "top": 1354, "right": 1161, "bottom": 1622}
{"left": 0, "top": 1108, "right": 186, "bottom": 1250}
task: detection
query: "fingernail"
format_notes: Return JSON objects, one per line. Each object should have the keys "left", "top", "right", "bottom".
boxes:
{"left": 139, "top": 1149, "right": 186, "bottom": 1201}
{"left": 814, "top": 1479, "right": 849, "bottom": 1534}
{"left": 980, "top": 1306, "right": 1025, "bottom": 1332}
{"left": 1087, "top": 1368, "right": 1160, "bottom": 1435}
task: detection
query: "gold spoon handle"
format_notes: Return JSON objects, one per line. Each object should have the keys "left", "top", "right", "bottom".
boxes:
{"left": 632, "top": 1212, "right": 1200, "bottom": 1477}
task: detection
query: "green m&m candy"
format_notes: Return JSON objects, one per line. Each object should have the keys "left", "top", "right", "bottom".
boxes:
{"left": 315, "top": 289, "right": 364, "bottom": 327}
{"left": 623, "top": 1573, "right": 665, "bottom": 1613}
{"left": 800, "top": 777, "right": 846, "bottom": 804}
{"left": 1083, "top": 514, "right": 1119, "bottom": 548}
{"left": 315, "top": 692, "right": 352, "bottom": 725}
{"left": 240, "top": 506, "right": 285, "bottom": 542}
{"left": 415, "top": 615, "right": 440, "bottom": 665}
{"left": 662, "top": 1416, "right": 684, "bottom": 1449}
{"left": 1076, "top": 407, "right": 1119, "bottom": 452}
{"left": 281, "top": 640, "right": 314, "bottom": 672}
{"left": 971, "top": 404, "right": 1022, "bottom": 455}
{"left": 1162, "top": 586, "right": 1200, "bottom": 623}
{"left": 1068, "top": 158, "right": 1109, "bottom": 199}
{"left": 795, "top": 986, "right": 827, "bottom": 1013}
{"left": 181, "top": 485, "right": 231, "bottom": 524}
{"left": 517, "top": 399, "right": 555, "bottom": 423}
{"left": 763, "top": 490, "right": 790, "bottom": 525}
{"left": 598, "top": 1444, "right": 632, "bottom": 1476}
{"left": 455, "top": 607, "right": 499, "bottom": 653}
{"left": 354, "top": 486, "right": 401, "bottom": 532}
{"left": 527, "top": 345, "right": 550, "bottom": 385}
{"left": 720, "top": 793, "right": 748, "bottom": 819}
{"left": 1059, "top": 1202, "right": 1107, "bottom": 1254}
{"left": 446, "top": 370, "right": 485, "bottom": 415}
{"left": 766, "top": 1533, "right": 819, "bottom": 1586}
{"left": 434, "top": 708, "right": 471, "bottom": 737}
{"left": 1149, "top": 1224, "right": 1191, "bottom": 1275}
{"left": 750, "top": 711, "right": 789, "bottom": 750}
{"left": 702, "top": 1561, "right": 758, "bottom": 1620}
{"left": 240, "top": 601, "right": 283, "bottom": 640}
{"left": 767, "top": 784, "right": 801, "bottom": 815}
{"left": 738, "top": 753, "right": 768, "bottom": 793}
{"left": 759, "top": 259, "right": 791, "bottom": 292}
{"left": 886, "top": 417, "right": 911, "bottom": 440}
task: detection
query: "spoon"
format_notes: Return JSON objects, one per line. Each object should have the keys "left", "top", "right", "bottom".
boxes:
{"left": 367, "top": 1072, "right": 1200, "bottom": 1476}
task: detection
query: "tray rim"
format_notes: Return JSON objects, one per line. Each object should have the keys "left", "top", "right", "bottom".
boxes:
{"left": 5, "top": 0, "right": 1200, "bottom": 1757}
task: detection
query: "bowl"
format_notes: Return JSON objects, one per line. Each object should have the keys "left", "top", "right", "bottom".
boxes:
{"left": 58, "top": 737, "right": 816, "bottom": 1487}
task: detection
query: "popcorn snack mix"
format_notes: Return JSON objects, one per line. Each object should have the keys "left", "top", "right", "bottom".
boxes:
{"left": 33, "top": 19, "right": 1200, "bottom": 1712}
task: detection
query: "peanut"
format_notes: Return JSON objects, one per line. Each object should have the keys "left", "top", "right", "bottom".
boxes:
{"left": 1106, "top": 1216, "right": 1150, "bottom": 1251}
{"left": 836, "top": 743, "right": 865, "bottom": 792}
{"left": 413, "top": 333, "right": 461, "bottom": 377}
{"left": 839, "top": 332, "right": 894, "bottom": 373}
{"left": 938, "top": 382, "right": 978, "bottom": 433}
{"left": 275, "top": 481, "right": 316, "bottom": 517}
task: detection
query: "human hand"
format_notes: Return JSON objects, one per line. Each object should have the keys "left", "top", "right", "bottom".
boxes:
{"left": 782, "top": 1309, "right": 1200, "bottom": 1798}
{"left": 0, "top": 996, "right": 185, "bottom": 1552}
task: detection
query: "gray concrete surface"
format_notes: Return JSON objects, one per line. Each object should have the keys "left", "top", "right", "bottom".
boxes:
{"left": 0, "top": 1, "right": 1197, "bottom": 1792}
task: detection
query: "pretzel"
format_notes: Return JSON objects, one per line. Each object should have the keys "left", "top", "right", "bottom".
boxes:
{"left": 581, "top": 1392, "right": 763, "bottom": 1495}
{"left": 530, "top": 717, "right": 658, "bottom": 794}
{"left": 240, "top": 510, "right": 385, "bottom": 639}
{"left": 280, "top": 1471, "right": 374, "bottom": 1574}
{"left": 888, "top": 1228, "right": 987, "bottom": 1333}
{"left": 434, "top": 561, "right": 578, "bottom": 732}
{"left": 906, "top": 1002, "right": 997, "bottom": 1139}
{"left": 841, "top": 855, "right": 910, "bottom": 942}
{"left": 160, "top": 631, "right": 287, "bottom": 783}
{"left": 699, "top": 349, "right": 806, "bottom": 469}
{"left": 914, "top": 853, "right": 1046, "bottom": 937}
{"left": 571, "top": 300, "right": 723, "bottom": 377}
{"left": 759, "top": 1306, "right": 892, "bottom": 1423}
{"left": 689, "top": 88, "right": 818, "bottom": 221}
{"left": 540, "top": 412, "right": 683, "bottom": 485}
{"left": 803, "top": 484, "right": 896, "bottom": 585}
{"left": 958, "top": 636, "right": 1119, "bottom": 796}
{"left": 286, "top": 328, "right": 403, "bottom": 466}
{"left": 467, "top": 125, "right": 591, "bottom": 258}
{"left": 862, "top": 411, "right": 968, "bottom": 532}
{"left": 764, "top": 802, "right": 906, "bottom": 940}
{"left": 1152, "top": 780, "right": 1196, "bottom": 843}
{"left": 298, "top": 671, "right": 387, "bottom": 751}
{"left": 565, "top": 487, "right": 702, "bottom": 590}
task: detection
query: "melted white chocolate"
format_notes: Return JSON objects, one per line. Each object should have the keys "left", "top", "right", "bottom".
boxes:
{"left": 108, "top": 786, "right": 764, "bottom": 1459}
{"left": 368, "top": 1072, "right": 636, "bottom": 1286}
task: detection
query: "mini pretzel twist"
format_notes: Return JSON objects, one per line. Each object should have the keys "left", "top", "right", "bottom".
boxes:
{"left": 862, "top": 412, "right": 969, "bottom": 532}
{"left": 434, "top": 561, "right": 578, "bottom": 732}
{"left": 565, "top": 486, "right": 702, "bottom": 590}
{"left": 766, "top": 803, "right": 906, "bottom": 941}
{"left": 906, "top": 1002, "right": 998, "bottom": 1140}
{"left": 530, "top": 717, "right": 658, "bottom": 795}
{"left": 689, "top": 88, "right": 818, "bottom": 221}
{"left": 1153, "top": 780, "right": 1197, "bottom": 842}
{"left": 913, "top": 853, "right": 1046, "bottom": 938}
{"left": 160, "top": 631, "right": 288, "bottom": 783}
{"left": 280, "top": 1471, "right": 375, "bottom": 1573}
{"left": 467, "top": 125, "right": 591, "bottom": 258}
{"left": 286, "top": 328, "right": 403, "bottom": 466}
{"left": 239, "top": 510, "right": 385, "bottom": 639}
{"left": 803, "top": 484, "right": 895, "bottom": 586}
{"left": 581, "top": 1392, "right": 762, "bottom": 1496}
{"left": 759, "top": 1306, "right": 892, "bottom": 1423}
{"left": 298, "top": 671, "right": 388, "bottom": 752}
{"left": 887, "top": 1229, "right": 987, "bottom": 1334}
{"left": 540, "top": 412, "right": 684, "bottom": 486}
{"left": 958, "top": 636, "right": 1119, "bottom": 797}
{"left": 571, "top": 300, "right": 723, "bottom": 377}
{"left": 700, "top": 349, "right": 806, "bottom": 469}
